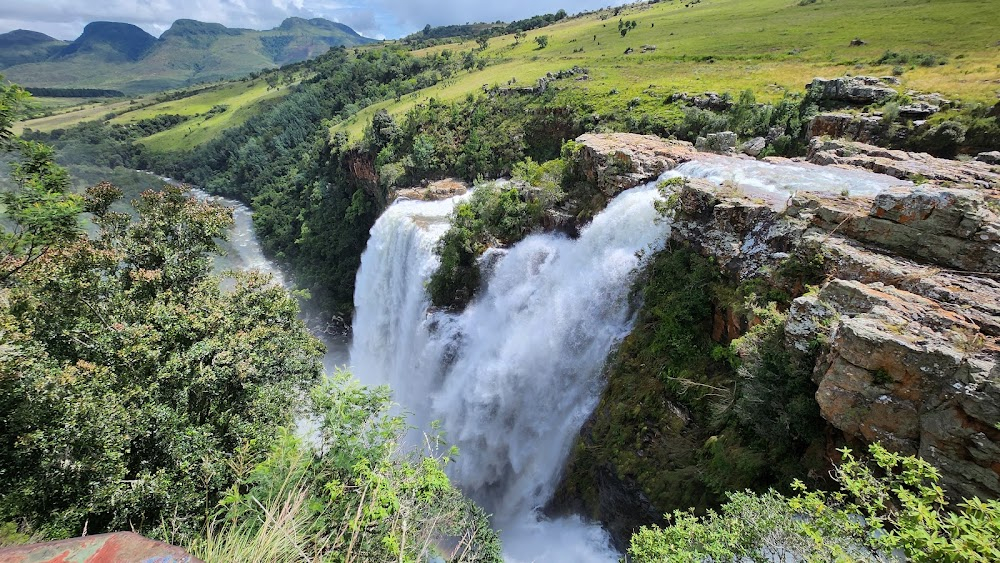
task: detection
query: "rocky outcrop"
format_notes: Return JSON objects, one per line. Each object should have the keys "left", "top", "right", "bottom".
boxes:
{"left": 570, "top": 133, "right": 698, "bottom": 198}
{"left": 562, "top": 133, "right": 1000, "bottom": 538}
{"left": 669, "top": 91, "right": 733, "bottom": 111}
{"left": 807, "top": 138, "right": 1000, "bottom": 189}
{"left": 808, "top": 113, "right": 885, "bottom": 144}
{"left": 808, "top": 76, "right": 898, "bottom": 105}
{"left": 394, "top": 178, "right": 468, "bottom": 201}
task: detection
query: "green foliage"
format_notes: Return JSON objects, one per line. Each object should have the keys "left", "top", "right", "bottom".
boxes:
{"left": 1, "top": 138, "right": 82, "bottom": 283}
{"left": 875, "top": 50, "right": 946, "bottom": 67}
{"left": 908, "top": 120, "right": 967, "bottom": 158}
{"left": 427, "top": 180, "right": 543, "bottom": 307}
{"left": 535, "top": 35, "right": 550, "bottom": 49}
{"left": 192, "top": 372, "right": 502, "bottom": 563}
{"left": 0, "top": 183, "right": 324, "bottom": 541}
{"left": 631, "top": 444, "right": 1000, "bottom": 562}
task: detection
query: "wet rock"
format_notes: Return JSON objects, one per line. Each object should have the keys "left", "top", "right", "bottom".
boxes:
{"left": 807, "top": 138, "right": 1000, "bottom": 188}
{"left": 808, "top": 76, "right": 898, "bottom": 105}
{"left": 394, "top": 178, "right": 468, "bottom": 201}
{"left": 571, "top": 133, "right": 698, "bottom": 198}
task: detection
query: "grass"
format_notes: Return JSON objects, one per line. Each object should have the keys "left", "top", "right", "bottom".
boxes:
{"left": 14, "top": 0, "right": 1000, "bottom": 148}
{"left": 120, "top": 80, "right": 291, "bottom": 152}
{"left": 13, "top": 98, "right": 137, "bottom": 135}
{"left": 333, "top": 0, "right": 1000, "bottom": 141}
{"left": 13, "top": 78, "right": 291, "bottom": 152}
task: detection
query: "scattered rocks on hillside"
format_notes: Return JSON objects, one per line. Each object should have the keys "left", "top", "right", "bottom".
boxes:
{"left": 695, "top": 131, "right": 738, "bottom": 154}
{"left": 807, "top": 138, "right": 1000, "bottom": 188}
{"left": 808, "top": 76, "right": 898, "bottom": 105}
{"left": 394, "top": 178, "right": 468, "bottom": 201}
{"left": 849, "top": 38, "right": 867, "bottom": 46}
{"left": 669, "top": 91, "right": 733, "bottom": 111}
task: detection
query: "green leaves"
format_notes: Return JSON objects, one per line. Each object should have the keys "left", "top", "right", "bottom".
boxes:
{"left": 0, "top": 182, "right": 323, "bottom": 543}
{"left": 630, "top": 444, "right": 1000, "bottom": 563}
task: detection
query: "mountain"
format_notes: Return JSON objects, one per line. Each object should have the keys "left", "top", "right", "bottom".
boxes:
{"left": 55, "top": 22, "right": 157, "bottom": 62}
{"left": 0, "top": 18, "right": 376, "bottom": 94}
{"left": 0, "top": 30, "right": 69, "bottom": 68}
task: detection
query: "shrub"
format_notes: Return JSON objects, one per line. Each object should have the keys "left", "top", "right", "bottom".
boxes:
{"left": 630, "top": 444, "right": 1000, "bottom": 562}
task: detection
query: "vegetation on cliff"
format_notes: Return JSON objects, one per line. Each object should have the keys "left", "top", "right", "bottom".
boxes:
{"left": 629, "top": 444, "right": 1000, "bottom": 562}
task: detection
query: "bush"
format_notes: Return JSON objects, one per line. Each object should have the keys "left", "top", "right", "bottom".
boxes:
{"left": 191, "top": 372, "right": 502, "bottom": 563}
{"left": 630, "top": 444, "right": 1000, "bottom": 562}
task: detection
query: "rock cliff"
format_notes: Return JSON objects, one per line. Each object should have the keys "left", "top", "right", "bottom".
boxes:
{"left": 555, "top": 132, "right": 1000, "bottom": 546}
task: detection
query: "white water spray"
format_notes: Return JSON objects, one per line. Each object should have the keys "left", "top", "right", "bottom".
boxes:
{"left": 350, "top": 183, "right": 671, "bottom": 561}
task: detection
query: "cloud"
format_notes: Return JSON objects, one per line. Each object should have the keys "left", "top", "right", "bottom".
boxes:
{"left": 0, "top": 0, "right": 610, "bottom": 40}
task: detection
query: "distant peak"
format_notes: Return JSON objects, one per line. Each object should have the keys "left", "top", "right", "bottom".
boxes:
{"left": 60, "top": 21, "right": 156, "bottom": 61}
{"left": 277, "top": 17, "right": 362, "bottom": 37}
{"left": 0, "top": 29, "right": 59, "bottom": 43}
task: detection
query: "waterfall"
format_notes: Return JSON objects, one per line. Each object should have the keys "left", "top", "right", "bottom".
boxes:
{"left": 350, "top": 182, "right": 671, "bottom": 561}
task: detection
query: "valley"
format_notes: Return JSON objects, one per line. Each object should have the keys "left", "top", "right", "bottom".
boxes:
{"left": 1, "top": 0, "right": 999, "bottom": 561}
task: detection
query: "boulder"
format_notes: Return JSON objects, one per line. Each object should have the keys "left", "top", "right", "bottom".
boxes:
{"left": 571, "top": 133, "right": 698, "bottom": 198}
{"left": 695, "top": 131, "right": 738, "bottom": 154}
{"left": 807, "top": 112, "right": 884, "bottom": 143}
{"left": 977, "top": 151, "right": 1000, "bottom": 165}
{"left": 394, "top": 178, "right": 468, "bottom": 201}
{"left": 808, "top": 76, "right": 898, "bottom": 105}
{"left": 741, "top": 137, "right": 767, "bottom": 157}
{"left": 899, "top": 102, "right": 941, "bottom": 119}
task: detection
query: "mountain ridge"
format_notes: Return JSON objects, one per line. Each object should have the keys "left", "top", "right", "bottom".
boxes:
{"left": 0, "top": 17, "right": 376, "bottom": 94}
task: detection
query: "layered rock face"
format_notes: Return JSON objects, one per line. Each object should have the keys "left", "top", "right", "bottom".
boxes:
{"left": 569, "top": 132, "right": 1000, "bottom": 505}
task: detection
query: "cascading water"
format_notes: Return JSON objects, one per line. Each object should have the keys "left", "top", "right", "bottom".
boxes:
{"left": 348, "top": 154, "right": 909, "bottom": 560}
{"left": 668, "top": 155, "right": 909, "bottom": 197}
{"left": 350, "top": 182, "right": 671, "bottom": 561}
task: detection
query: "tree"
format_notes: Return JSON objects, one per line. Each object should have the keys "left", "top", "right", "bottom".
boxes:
{"left": 535, "top": 35, "right": 549, "bottom": 49}
{"left": 0, "top": 183, "right": 324, "bottom": 541}
{"left": 0, "top": 77, "right": 82, "bottom": 284}
{"left": 514, "top": 31, "right": 527, "bottom": 45}
{"left": 476, "top": 36, "right": 490, "bottom": 51}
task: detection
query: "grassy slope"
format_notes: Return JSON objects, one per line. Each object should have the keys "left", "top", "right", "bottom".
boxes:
{"left": 13, "top": 0, "right": 999, "bottom": 151}
{"left": 113, "top": 80, "right": 291, "bottom": 152}
{"left": 333, "top": 0, "right": 1000, "bottom": 140}
{"left": 13, "top": 78, "right": 290, "bottom": 152}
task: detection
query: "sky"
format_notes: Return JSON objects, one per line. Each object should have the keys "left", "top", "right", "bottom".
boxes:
{"left": 0, "top": 0, "right": 612, "bottom": 41}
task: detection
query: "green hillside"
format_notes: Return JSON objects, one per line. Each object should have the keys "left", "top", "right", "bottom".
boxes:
{"left": 15, "top": 0, "right": 999, "bottom": 153}
{"left": 1, "top": 18, "right": 375, "bottom": 94}
{"left": 335, "top": 0, "right": 1000, "bottom": 139}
